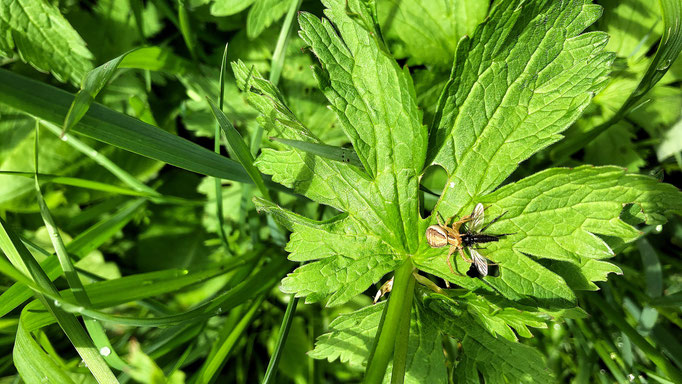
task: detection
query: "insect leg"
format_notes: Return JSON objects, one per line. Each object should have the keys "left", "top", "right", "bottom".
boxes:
{"left": 458, "top": 247, "right": 472, "bottom": 263}
{"left": 446, "top": 246, "right": 456, "bottom": 274}
{"left": 480, "top": 210, "right": 508, "bottom": 232}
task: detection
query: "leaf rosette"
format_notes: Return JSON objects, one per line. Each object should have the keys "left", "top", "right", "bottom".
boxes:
{"left": 233, "top": 0, "right": 682, "bottom": 380}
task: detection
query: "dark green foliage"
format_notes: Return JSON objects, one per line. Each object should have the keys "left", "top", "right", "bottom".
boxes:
{"left": 0, "top": 0, "right": 680, "bottom": 383}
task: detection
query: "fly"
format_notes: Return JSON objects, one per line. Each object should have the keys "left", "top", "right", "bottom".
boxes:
{"left": 425, "top": 203, "right": 510, "bottom": 277}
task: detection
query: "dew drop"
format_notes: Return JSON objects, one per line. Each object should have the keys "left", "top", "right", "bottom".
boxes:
{"left": 655, "top": 224, "right": 663, "bottom": 232}
{"left": 100, "top": 347, "right": 111, "bottom": 357}
{"left": 60, "top": 135, "right": 68, "bottom": 142}
{"left": 53, "top": 300, "right": 61, "bottom": 307}
{"left": 656, "top": 59, "right": 672, "bottom": 71}
{"left": 449, "top": 182, "right": 455, "bottom": 188}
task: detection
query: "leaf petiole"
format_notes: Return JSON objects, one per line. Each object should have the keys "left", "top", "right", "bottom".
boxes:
{"left": 364, "top": 259, "right": 415, "bottom": 383}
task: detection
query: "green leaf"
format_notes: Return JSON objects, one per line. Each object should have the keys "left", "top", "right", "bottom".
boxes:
{"left": 429, "top": 0, "right": 614, "bottom": 214}
{"left": 550, "top": 0, "right": 682, "bottom": 161}
{"left": 63, "top": 48, "right": 139, "bottom": 137}
{"left": 377, "top": 0, "right": 489, "bottom": 66}
{"left": 0, "top": 0, "right": 93, "bottom": 85}
{"left": 210, "top": 0, "right": 256, "bottom": 16}
{"left": 246, "top": 0, "right": 291, "bottom": 39}
{"left": 657, "top": 116, "right": 682, "bottom": 161}
{"left": 14, "top": 316, "right": 76, "bottom": 384}
{"left": 207, "top": 97, "right": 270, "bottom": 200}
{"left": 427, "top": 295, "right": 554, "bottom": 383}
{"left": 0, "top": 69, "right": 251, "bottom": 183}
{"left": 420, "top": 166, "right": 681, "bottom": 304}
{"left": 254, "top": 198, "right": 401, "bottom": 306}
{"left": 310, "top": 300, "right": 447, "bottom": 383}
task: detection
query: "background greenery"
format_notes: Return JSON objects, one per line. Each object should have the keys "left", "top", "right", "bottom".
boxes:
{"left": 0, "top": 0, "right": 681, "bottom": 383}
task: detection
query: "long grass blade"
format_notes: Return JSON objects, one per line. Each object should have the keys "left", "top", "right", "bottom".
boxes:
{"left": 0, "top": 199, "right": 146, "bottom": 317}
{"left": 269, "top": 137, "right": 363, "bottom": 168}
{"left": 0, "top": 217, "right": 119, "bottom": 383}
{"left": 0, "top": 69, "right": 251, "bottom": 183}
{"left": 262, "top": 297, "right": 299, "bottom": 384}
{"left": 208, "top": 98, "right": 271, "bottom": 200}
{"left": 62, "top": 48, "right": 139, "bottom": 137}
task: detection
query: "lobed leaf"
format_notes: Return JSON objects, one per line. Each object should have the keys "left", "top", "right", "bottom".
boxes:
{"left": 0, "top": 0, "right": 93, "bottom": 85}
{"left": 310, "top": 301, "right": 447, "bottom": 383}
{"left": 427, "top": 295, "right": 554, "bottom": 383}
{"left": 377, "top": 0, "right": 489, "bottom": 66}
{"left": 429, "top": 0, "right": 614, "bottom": 218}
{"left": 246, "top": 0, "right": 291, "bottom": 39}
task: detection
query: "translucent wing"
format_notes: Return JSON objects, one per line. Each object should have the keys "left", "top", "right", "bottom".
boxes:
{"left": 470, "top": 203, "right": 485, "bottom": 232}
{"left": 469, "top": 247, "right": 488, "bottom": 277}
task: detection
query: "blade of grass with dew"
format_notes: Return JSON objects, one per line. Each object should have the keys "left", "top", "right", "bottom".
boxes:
{"left": 194, "top": 295, "right": 266, "bottom": 383}
{"left": 62, "top": 48, "right": 140, "bottom": 137}
{"left": 587, "top": 295, "right": 682, "bottom": 383}
{"left": 0, "top": 217, "right": 119, "bottom": 383}
{"left": 215, "top": 43, "right": 231, "bottom": 249}
{"left": 0, "top": 199, "right": 146, "bottom": 317}
{"left": 18, "top": 256, "right": 289, "bottom": 329}
{"left": 207, "top": 98, "right": 271, "bottom": 200}
{"left": 0, "top": 69, "right": 251, "bottom": 183}
{"left": 19, "top": 258, "right": 256, "bottom": 332}
{"left": 550, "top": 0, "right": 682, "bottom": 162}
{"left": 269, "top": 137, "right": 363, "bottom": 168}
{"left": 33, "top": 127, "right": 128, "bottom": 370}
{"left": 262, "top": 297, "right": 299, "bottom": 384}
{"left": 14, "top": 315, "right": 76, "bottom": 384}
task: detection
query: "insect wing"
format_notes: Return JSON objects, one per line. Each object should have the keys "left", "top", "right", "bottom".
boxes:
{"left": 469, "top": 247, "right": 488, "bottom": 277}
{"left": 470, "top": 203, "right": 485, "bottom": 232}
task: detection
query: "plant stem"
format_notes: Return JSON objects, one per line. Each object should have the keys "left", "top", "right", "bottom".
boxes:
{"left": 262, "top": 296, "right": 299, "bottom": 384}
{"left": 364, "top": 259, "right": 415, "bottom": 384}
{"left": 390, "top": 270, "right": 415, "bottom": 384}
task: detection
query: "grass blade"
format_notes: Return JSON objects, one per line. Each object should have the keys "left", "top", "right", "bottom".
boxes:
{"left": 34, "top": 127, "right": 128, "bottom": 370}
{"left": 0, "top": 217, "right": 119, "bottom": 383}
{"left": 269, "top": 0, "right": 303, "bottom": 85}
{"left": 215, "top": 43, "right": 231, "bottom": 249}
{"left": 0, "top": 199, "right": 146, "bottom": 317}
{"left": 63, "top": 48, "right": 139, "bottom": 137}
{"left": 262, "top": 297, "right": 299, "bottom": 384}
{"left": 269, "top": 137, "right": 363, "bottom": 168}
{"left": 0, "top": 69, "right": 251, "bottom": 183}
{"left": 195, "top": 295, "right": 266, "bottom": 383}
{"left": 207, "top": 98, "right": 271, "bottom": 200}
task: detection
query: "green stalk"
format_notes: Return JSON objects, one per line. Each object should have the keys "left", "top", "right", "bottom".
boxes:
{"left": 364, "top": 259, "right": 415, "bottom": 384}
{"left": 390, "top": 270, "right": 415, "bottom": 384}
{"left": 262, "top": 297, "right": 299, "bottom": 384}
{"left": 269, "top": 0, "right": 303, "bottom": 86}
{"left": 214, "top": 44, "right": 230, "bottom": 249}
